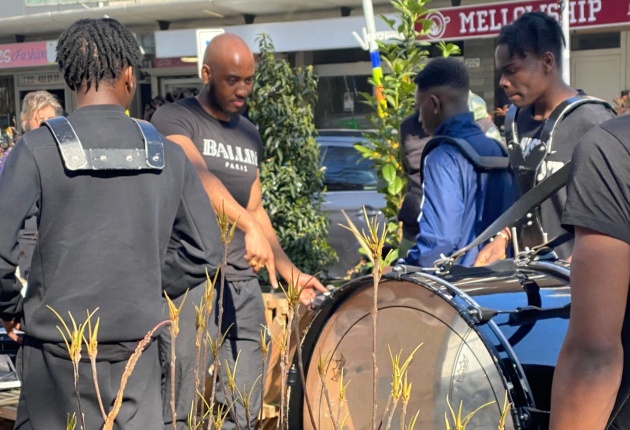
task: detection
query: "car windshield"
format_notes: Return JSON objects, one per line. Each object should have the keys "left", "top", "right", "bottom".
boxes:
{"left": 320, "top": 145, "right": 379, "bottom": 191}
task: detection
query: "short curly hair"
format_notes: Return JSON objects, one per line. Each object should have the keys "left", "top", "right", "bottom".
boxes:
{"left": 56, "top": 18, "right": 143, "bottom": 92}
{"left": 20, "top": 91, "right": 63, "bottom": 132}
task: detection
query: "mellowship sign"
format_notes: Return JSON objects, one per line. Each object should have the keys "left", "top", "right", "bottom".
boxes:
{"left": 421, "top": 0, "right": 628, "bottom": 41}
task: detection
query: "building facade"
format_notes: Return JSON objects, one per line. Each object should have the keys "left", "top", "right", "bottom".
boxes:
{"left": 0, "top": 0, "right": 626, "bottom": 139}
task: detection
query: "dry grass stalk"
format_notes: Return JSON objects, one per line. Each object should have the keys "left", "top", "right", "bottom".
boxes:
{"left": 209, "top": 402, "right": 234, "bottom": 430}
{"left": 269, "top": 313, "right": 288, "bottom": 430}
{"left": 497, "top": 391, "right": 510, "bottom": 430}
{"left": 336, "top": 366, "right": 350, "bottom": 426}
{"left": 66, "top": 412, "right": 77, "bottom": 430}
{"left": 399, "top": 373, "right": 413, "bottom": 430}
{"left": 193, "top": 270, "right": 218, "bottom": 428}
{"left": 403, "top": 411, "right": 420, "bottom": 430}
{"left": 256, "top": 327, "right": 270, "bottom": 430}
{"left": 317, "top": 352, "right": 339, "bottom": 430}
{"left": 48, "top": 306, "right": 99, "bottom": 430}
{"left": 280, "top": 269, "right": 317, "bottom": 430}
{"left": 165, "top": 290, "right": 189, "bottom": 430}
{"left": 444, "top": 396, "right": 495, "bottom": 430}
{"left": 208, "top": 201, "right": 239, "bottom": 426}
{"left": 235, "top": 374, "right": 261, "bottom": 430}
{"left": 382, "top": 344, "right": 422, "bottom": 430}
{"left": 102, "top": 319, "right": 170, "bottom": 430}
{"left": 85, "top": 313, "right": 106, "bottom": 421}
{"left": 341, "top": 207, "right": 392, "bottom": 430}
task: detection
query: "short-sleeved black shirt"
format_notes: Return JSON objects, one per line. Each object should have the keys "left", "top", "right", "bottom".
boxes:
{"left": 561, "top": 115, "right": 630, "bottom": 429}
{"left": 562, "top": 116, "right": 630, "bottom": 244}
{"left": 152, "top": 97, "right": 263, "bottom": 281}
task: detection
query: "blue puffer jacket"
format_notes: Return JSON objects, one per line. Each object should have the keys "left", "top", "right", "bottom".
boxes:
{"left": 405, "top": 112, "right": 515, "bottom": 267}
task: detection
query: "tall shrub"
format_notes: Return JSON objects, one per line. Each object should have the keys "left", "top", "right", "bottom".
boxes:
{"left": 249, "top": 34, "right": 336, "bottom": 279}
{"left": 359, "top": 0, "right": 460, "bottom": 251}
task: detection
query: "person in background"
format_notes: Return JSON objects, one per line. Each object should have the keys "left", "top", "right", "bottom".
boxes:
{"left": 474, "top": 11, "right": 615, "bottom": 266}
{"left": 550, "top": 115, "right": 630, "bottom": 429}
{"left": 398, "top": 90, "right": 503, "bottom": 257}
{"left": 151, "top": 33, "right": 327, "bottom": 429}
{"left": 402, "top": 57, "right": 513, "bottom": 268}
{"left": 0, "top": 18, "right": 221, "bottom": 429}
{"left": 1, "top": 91, "right": 64, "bottom": 284}
{"left": 20, "top": 91, "right": 63, "bottom": 135}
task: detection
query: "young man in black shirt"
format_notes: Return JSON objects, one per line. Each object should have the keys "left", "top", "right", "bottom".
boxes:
{"left": 550, "top": 116, "right": 630, "bottom": 429}
{"left": 474, "top": 12, "right": 614, "bottom": 265}
{"left": 0, "top": 18, "right": 221, "bottom": 429}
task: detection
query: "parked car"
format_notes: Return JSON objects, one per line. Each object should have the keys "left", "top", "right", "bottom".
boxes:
{"left": 316, "top": 130, "right": 386, "bottom": 280}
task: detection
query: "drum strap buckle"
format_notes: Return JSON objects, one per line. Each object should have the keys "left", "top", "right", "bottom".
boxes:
{"left": 434, "top": 253, "right": 455, "bottom": 275}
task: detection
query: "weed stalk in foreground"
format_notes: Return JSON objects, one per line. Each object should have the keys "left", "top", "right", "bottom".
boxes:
{"left": 341, "top": 207, "right": 392, "bottom": 430}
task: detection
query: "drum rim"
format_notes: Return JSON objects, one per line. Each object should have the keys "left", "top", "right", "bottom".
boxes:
{"left": 288, "top": 261, "right": 570, "bottom": 428}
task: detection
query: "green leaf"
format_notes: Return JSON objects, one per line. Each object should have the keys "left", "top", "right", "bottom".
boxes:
{"left": 382, "top": 163, "right": 397, "bottom": 184}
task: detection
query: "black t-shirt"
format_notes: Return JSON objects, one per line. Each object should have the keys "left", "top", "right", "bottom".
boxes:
{"left": 513, "top": 101, "right": 615, "bottom": 258}
{"left": 562, "top": 117, "right": 630, "bottom": 243}
{"left": 561, "top": 115, "right": 630, "bottom": 428}
{"left": 152, "top": 97, "right": 263, "bottom": 281}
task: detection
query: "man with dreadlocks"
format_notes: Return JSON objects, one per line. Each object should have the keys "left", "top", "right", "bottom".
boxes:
{"left": 0, "top": 18, "right": 221, "bottom": 429}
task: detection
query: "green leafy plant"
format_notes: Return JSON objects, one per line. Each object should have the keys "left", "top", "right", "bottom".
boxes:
{"left": 249, "top": 34, "right": 336, "bottom": 281}
{"left": 359, "top": 0, "right": 461, "bottom": 250}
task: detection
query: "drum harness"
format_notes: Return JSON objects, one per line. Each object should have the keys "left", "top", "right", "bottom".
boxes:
{"left": 43, "top": 116, "right": 165, "bottom": 171}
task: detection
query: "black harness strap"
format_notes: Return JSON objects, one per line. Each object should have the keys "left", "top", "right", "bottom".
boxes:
{"left": 44, "top": 116, "right": 165, "bottom": 171}
{"left": 419, "top": 135, "right": 509, "bottom": 184}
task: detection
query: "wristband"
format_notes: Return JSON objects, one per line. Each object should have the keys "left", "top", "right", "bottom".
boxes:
{"left": 494, "top": 231, "right": 510, "bottom": 249}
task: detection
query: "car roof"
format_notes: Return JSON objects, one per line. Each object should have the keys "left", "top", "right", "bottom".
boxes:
{"left": 316, "top": 129, "right": 376, "bottom": 146}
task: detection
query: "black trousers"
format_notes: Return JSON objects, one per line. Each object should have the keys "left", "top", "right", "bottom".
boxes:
{"left": 14, "top": 337, "right": 162, "bottom": 430}
{"left": 159, "top": 278, "right": 266, "bottom": 430}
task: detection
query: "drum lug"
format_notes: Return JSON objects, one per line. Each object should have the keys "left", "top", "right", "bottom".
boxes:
{"left": 518, "top": 406, "right": 550, "bottom": 429}
{"left": 465, "top": 305, "right": 498, "bottom": 325}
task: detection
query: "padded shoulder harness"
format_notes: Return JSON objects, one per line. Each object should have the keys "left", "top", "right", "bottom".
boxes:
{"left": 420, "top": 135, "right": 509, "bottom": 183}
{"left": 44, "top": 116, "right": 165, "bottom": 171}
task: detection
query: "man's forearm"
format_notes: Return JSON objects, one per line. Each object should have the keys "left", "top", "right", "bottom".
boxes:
{"left": 550, "top": 344, "right": 622, "bottom": 429}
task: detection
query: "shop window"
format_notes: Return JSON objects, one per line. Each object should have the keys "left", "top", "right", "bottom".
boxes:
{"left": 571, "top": 32, "right": 620, "bottom": 50}
{"left": 315, "top": 75, "right": 373, "bottom": 129}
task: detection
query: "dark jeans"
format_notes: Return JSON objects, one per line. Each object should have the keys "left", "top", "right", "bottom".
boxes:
{"left": 159, "top": 278, "right": 266, "bottom": 430}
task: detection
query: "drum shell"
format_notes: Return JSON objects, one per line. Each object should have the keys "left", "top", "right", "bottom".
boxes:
{"left": 288, "top": 261, "right": 570, "bottom": 430}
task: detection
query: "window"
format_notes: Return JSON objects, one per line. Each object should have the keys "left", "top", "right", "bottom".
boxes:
{"left": 319, "top": 144, "right": 380, "bottom": 191}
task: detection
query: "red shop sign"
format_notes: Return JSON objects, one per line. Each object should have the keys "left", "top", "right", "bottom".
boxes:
{"left": 420, "top": 0, "right": 629, "bottom": 41}
{"left": 0, "top": 41, "right": 50, "bottom": 69}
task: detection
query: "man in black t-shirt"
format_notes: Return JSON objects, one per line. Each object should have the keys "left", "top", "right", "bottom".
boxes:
{"left": 474, "top": 12, "right": 614, "bottom": 265}
{"left": 550, "top": 116, "right": 630, "bottom": 429}
{"left": 152, "top": 33, "right": 327, "bottom": 429}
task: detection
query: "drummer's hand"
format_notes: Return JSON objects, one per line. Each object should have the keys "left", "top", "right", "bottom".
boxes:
{"left": 473, "top": 238, "right": 507, "bottom": 266}
{"left": 295, "top": 272, "right": 328, "bottom": 307}
{"left": 2, "top": 319, "right": 21, "bottom": 344}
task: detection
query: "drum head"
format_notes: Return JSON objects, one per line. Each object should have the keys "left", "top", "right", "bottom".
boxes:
{"left": 293, "top": 277, "right": 514, "bottom": 430}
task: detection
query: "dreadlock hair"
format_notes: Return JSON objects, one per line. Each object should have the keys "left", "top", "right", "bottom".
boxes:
{"left": 497, "top": 12, "right": 565, "bottom": 62}
{"left": 414, "top": 57, "right": 470, "bottom": 94}
{"left": 56, "top": 18, "right": 143, "bottom": 92}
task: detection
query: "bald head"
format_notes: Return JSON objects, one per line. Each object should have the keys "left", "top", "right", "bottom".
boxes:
{"left": 198, "top": 33, "right": 256, "bottom": 121}
{"left": 203, "top": 33, "right": 254, "bottom": 70}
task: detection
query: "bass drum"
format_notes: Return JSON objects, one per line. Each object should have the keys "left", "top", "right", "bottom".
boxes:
{"left": 288, "top": 259, "right": 570, "bottom": 430}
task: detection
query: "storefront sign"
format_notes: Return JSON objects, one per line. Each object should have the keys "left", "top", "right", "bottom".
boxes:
{"left": 422, "top": 0, "right": 628, "bottom": 41}
{"left": 0, "top": 41, "right": 51, "bottom": 69}
{"left": 17, "top": 72, "right": 63, "bottom": 87}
